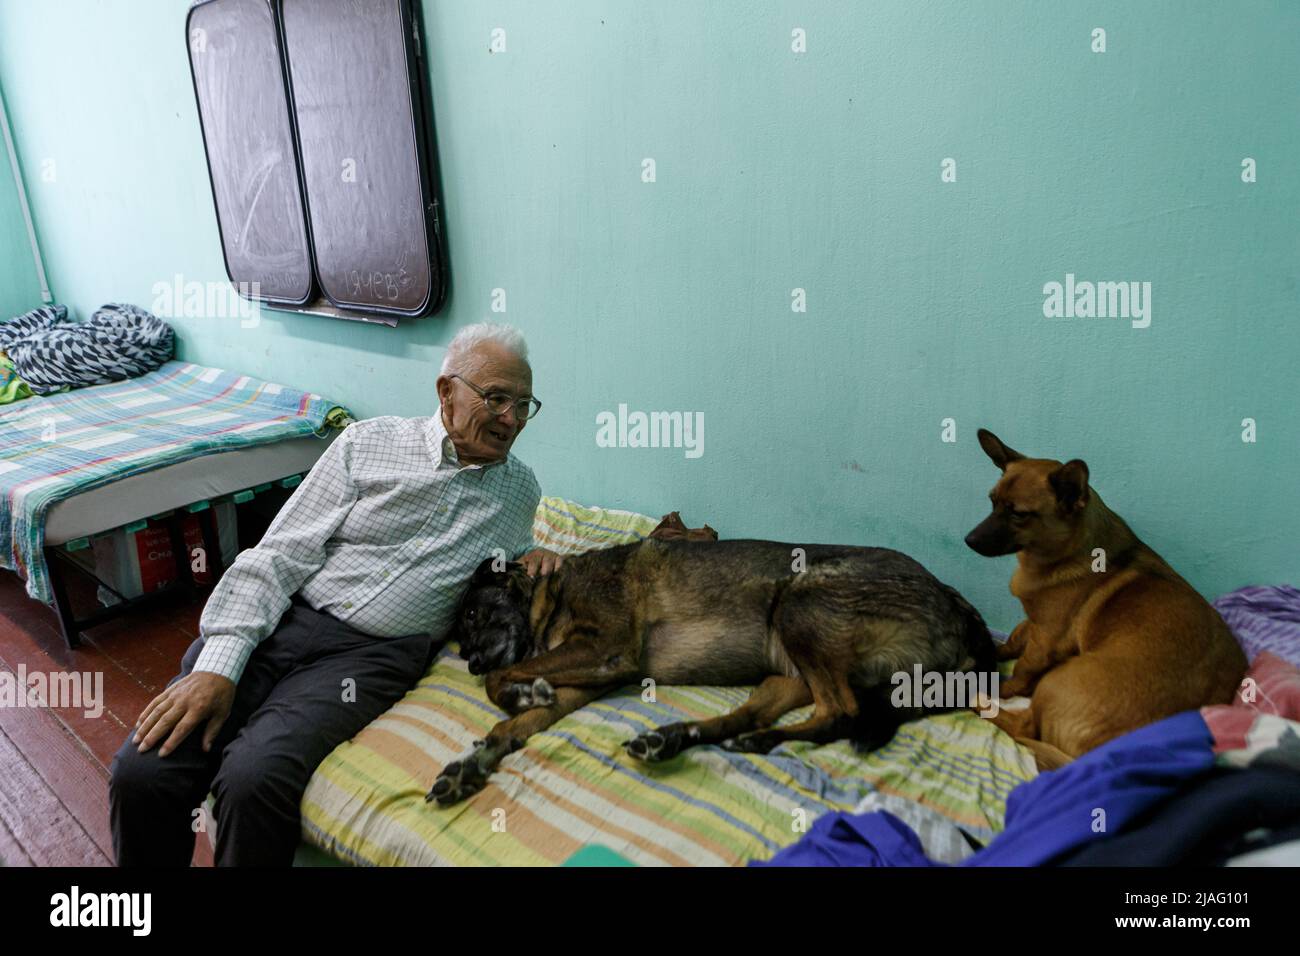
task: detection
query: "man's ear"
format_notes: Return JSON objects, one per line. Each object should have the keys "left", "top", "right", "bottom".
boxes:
{"left": 1049, "top": 459, "right": 1090, "bottom": 511}
{"left": 977, "top": 429, "right": 1026, "bottom": 470}
{"left": 436, "top": 374, "right": 454, "bottom": 407}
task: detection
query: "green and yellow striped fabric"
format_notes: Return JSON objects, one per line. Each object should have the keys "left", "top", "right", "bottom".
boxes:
{"left": 529, "top": 495, "right": 661, "bottom": 554}
{"left": 299, "top": 497, "right": 1035, "bottom": 866}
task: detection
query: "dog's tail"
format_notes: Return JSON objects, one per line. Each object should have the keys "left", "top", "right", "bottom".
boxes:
{"left": 847, "top": 687, "right": 914, "bottom": 753}
{"left": 848, "top": 583, "right": 997, "bottom": 755}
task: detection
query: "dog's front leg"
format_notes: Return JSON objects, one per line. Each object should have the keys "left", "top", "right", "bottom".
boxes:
{"left": 486, "top": 638, "right": 640, "bottom": 714}
{"left": 997, "top": 621, "right": 1031, "bottom": 661}
{"left": 426, "top": 686, "right": 609, "bottom": 806}
{"left": 1001, "top": 634, "right": 1071, "bottom": 697}
{"left": 485, "top": 671, "right": 559, "bottom": 714}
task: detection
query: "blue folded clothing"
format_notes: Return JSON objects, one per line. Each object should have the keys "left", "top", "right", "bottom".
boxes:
{"left": 754, "top": 711, "right": 1219, "bottom": 867}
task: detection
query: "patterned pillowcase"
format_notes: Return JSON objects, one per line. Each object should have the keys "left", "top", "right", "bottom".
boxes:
{"left": 531, "top": 496, "right": 660, "bottom": 555}
{"left": 0, "top": 304, "right": 68, "bottom": 352}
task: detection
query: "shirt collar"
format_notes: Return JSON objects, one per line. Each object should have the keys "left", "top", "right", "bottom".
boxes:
{"left": 426, "top": 408, "right": 505, "bottom": 472}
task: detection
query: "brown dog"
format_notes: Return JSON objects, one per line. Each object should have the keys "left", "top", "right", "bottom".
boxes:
{"left": 965, "top": 429, "right": 1246, "bottom": 771}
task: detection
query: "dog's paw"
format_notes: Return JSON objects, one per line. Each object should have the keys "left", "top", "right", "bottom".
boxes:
{"left": 623, "top": 722, "right": 698, "bottom": 762}
{"left": 720, "top": 730, "right": 780, "bottom": 755}
{"left": 499, "top": 677, "right": 556, "bottom": 714}
{"left": 999, "top": 677, "right": 1029, "bottom": 698}
{"left": 425, "top": 757, "right": 489, "bottom": 806}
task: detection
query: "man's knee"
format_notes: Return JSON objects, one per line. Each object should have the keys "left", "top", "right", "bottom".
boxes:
{"left": 212, "top": 749, "right": 306, "bottom": 820}
{"left": 108, "top": 736, "right": 155, "bottom": 806}
{"left": 110, "top": 727, "right": 213, "bottom": 812}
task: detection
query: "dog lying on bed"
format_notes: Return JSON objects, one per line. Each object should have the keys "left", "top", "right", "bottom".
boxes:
{"left": 425, "top": 538, "right": 997, "bottom": 805}
{"left": 965, "top": 429, "right": 1247, "bottom": 771}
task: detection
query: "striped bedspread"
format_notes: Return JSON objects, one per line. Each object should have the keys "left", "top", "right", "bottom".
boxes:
{"left": 0, "top": 360, "right": 343, "bottom": 604}
{"left": 301, "top": 498, "right": 1036, "bottom": 866}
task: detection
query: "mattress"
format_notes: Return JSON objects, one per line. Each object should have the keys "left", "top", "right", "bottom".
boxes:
{"left": 45, "top": 434, "right": 335, "bottom": 545}
{"left": 300, "top": 497, "right": 1037, "bottom": 866}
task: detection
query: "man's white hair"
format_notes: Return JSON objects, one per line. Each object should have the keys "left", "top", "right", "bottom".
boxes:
{"left": 439, "top": 322, "right": 530, "bottom": 377}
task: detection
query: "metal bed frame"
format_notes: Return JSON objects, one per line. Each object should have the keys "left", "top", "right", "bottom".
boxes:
{"left": 44, "top": 504, "right": 227, "bottom": 649}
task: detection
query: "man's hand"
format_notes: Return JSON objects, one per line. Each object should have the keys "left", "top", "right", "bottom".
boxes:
{"left": 519, "top": 548, "right": 564, "bottom": 578}
{"left": 133, "top": 671, "right": 237, "bottom": 758}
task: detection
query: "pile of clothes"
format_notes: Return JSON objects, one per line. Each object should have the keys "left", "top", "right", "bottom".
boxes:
{"left": 0, "top": 303, "right": 174, "bottom": 402}
{"left": 755, "top": 585, "right": 1300, "bottom": 867}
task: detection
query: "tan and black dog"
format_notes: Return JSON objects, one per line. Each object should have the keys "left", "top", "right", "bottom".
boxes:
{"left": 965, "top": 428, "right": 1247, "bottom": 771}
{"left": 426, "top": 538, "right": 997, "bottom": 805}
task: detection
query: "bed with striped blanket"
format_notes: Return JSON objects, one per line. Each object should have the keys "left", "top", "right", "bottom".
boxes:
{"left": 300, "top": 497, "right": 1037, "bottom": 866}
{"left": 0, "top": 360, "right": 344, "bottom": 604}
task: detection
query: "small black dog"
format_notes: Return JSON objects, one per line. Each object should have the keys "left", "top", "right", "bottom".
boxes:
{"left": 426, "top": 537, "right": 996, "bottom": 805}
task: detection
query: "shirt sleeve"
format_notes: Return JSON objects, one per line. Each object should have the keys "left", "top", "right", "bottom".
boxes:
{"left": 192, "top": 426, "right": 359, "bottom": 683}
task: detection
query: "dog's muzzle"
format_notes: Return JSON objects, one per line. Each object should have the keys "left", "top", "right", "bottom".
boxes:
{"left": 965, "top": 514, "right": 1019, "bottom": 557}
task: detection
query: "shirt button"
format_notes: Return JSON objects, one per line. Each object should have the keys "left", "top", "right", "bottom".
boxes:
{"left": 342, "top": 601, "right": 353, "bottom": 610}
{"left": 381, "top": 571, "right": 390, "bottom": 579}
{"left": 437, "top": 505, "right": 448, "bottom": 515}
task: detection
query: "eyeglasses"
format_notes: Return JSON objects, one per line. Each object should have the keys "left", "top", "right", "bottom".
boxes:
{"left": 449, "top": 374, "right": 542, "bottom": 421}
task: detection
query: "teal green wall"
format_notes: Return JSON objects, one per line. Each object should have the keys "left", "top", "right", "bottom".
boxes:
{"left": 0, "top": 84, "right": 43, "bottom": 318}
{"left": 0, "top": 1, "right": 1296, "bottom": 629}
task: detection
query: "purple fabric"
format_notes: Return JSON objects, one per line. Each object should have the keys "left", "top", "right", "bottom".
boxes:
{"left": 1213, "top": 585, "right": 1300, "bottom": 667}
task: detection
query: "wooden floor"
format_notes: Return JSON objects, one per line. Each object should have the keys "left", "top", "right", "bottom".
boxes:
{"left": 0, "top": 563, "right": 215, "bottom": 866}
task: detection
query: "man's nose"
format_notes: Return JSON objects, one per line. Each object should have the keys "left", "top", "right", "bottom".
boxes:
{"left": 494, "top": 407, "right": 522, "bottom": 429}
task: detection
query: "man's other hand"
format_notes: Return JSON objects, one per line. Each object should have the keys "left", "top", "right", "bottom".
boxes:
{"left": 133, "top": 671, "right": 237, "bottom": 757}
{"left": 520, "top": 548, "right": 564, "bottom": 578}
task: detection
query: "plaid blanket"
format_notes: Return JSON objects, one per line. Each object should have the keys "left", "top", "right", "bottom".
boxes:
{"left": 1, "top": 360, "right": 344, "bottom": 604}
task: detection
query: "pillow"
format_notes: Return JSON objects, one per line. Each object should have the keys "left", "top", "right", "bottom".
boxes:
{"left": 531, "top": 496, "right": 660, "bottom": 555}
{"left": 6, "top": 302, "right": 173, "bottom": 395}
{"left": 0, "top": 304, "right": 68, "bottom": 351}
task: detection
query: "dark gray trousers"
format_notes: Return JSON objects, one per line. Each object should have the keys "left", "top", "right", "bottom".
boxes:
{"left": 109, "top": 597, "right": 433, "bottom": 866}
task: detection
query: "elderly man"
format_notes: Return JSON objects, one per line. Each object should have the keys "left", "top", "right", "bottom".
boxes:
{"left": 109, "top": 322, "right": 559, "bottom": 866}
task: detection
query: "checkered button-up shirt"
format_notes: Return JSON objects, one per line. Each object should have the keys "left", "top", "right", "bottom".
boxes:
{"left": 192, "top": 411, "right": 541, "bottom": 683}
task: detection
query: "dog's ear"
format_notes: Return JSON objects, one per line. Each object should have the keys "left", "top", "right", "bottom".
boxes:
{"left": 977, "top": 429, "right": 1025, "bottom": 470}
{"left": 504, "top": 565, "right": 536, "bottom": 602}
{"left": 1049, "top": 459, "right": 1090, "bottom": 511}
{"left": 469, "top": 556, "right": 520, "bottom": 587}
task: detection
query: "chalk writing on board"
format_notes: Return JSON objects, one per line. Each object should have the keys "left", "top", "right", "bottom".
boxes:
{"left": 261, "top": 271, "right": 306, "bottom": 293}
{"left": 346, "top": 267, "right": 413, "bottom": 302}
